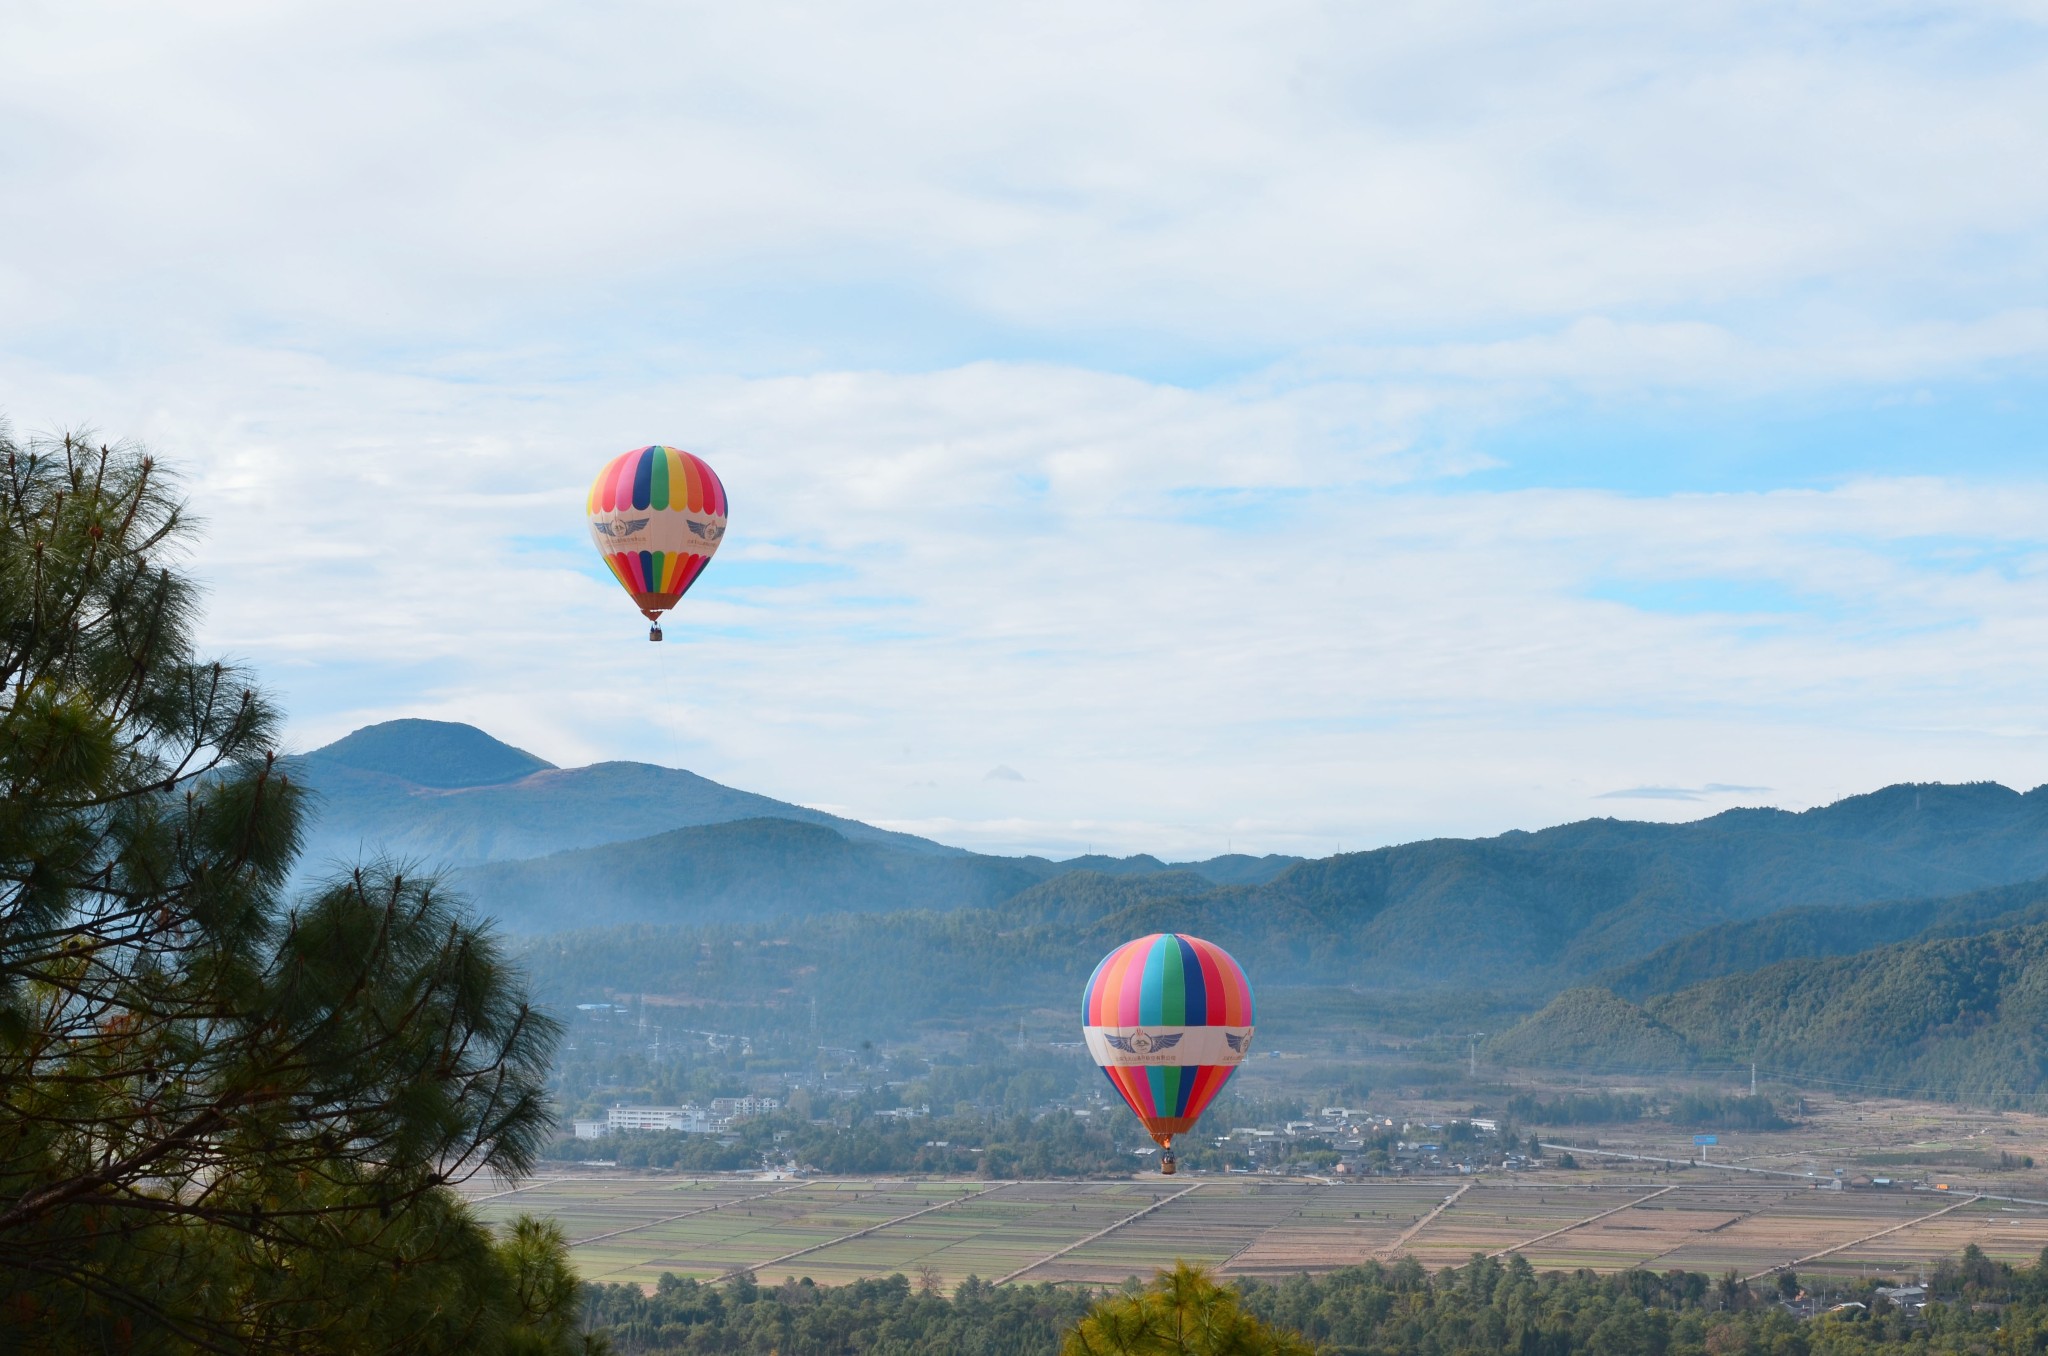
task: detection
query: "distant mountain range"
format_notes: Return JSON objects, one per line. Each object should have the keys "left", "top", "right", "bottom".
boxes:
{"left": 288, "top": 719, "right": 966, "bottom": 868}
{"left": 292, "top": 721, "right": 2048, "bottom": 1088}
{"left": 287, "top": 720, "right": 1300, "bottom": 927}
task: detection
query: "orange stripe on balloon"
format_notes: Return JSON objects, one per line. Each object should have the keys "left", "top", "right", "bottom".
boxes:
{"left": 1221, "top": 948, "right": 1252, "bottom": 1024}
{"left": 1112, "top": 1066, "right": 1154, "bottom": 1117}
{"left": 1184, "top": 1065, "right": 1229, "bottom": 1122}
{"left": 684, "top": 452, "right": 707, "bottom": 513}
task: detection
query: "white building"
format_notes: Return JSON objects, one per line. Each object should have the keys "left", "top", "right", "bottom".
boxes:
{"left": 710, "top": 1096, "right": 780, "bottom": 1120}
{"left": 606, "top": 1104, "right": 714, "bottom": 1134}
{"left": 572, "top": 1119, "right": 607, "bottom": 1140}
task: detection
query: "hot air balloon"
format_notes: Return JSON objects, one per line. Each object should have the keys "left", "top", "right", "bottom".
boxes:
{"left": 586, "top": 445, "right": 728, "bottom": 641}
{"left": 1082, "top": 933, "right": 1254, "bottom": 1175}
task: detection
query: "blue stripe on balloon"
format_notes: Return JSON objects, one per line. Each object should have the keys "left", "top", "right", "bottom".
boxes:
{"left": 1140, "top": 936, "right": 1169, "bottom": 1025}
{"left": 1175, "top": 935, "right": 1207, "bottom": 1025}
{"left": 632, "top": 447, "right": 654, "bottom": 510}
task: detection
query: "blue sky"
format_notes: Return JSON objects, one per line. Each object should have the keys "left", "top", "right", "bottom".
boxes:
{"left": 4, "top": 2, "right": 2047, "bottom": 856}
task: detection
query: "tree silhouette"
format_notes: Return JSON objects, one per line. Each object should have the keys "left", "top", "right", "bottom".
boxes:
{"left": 1063, "top": 1262, "right": 1313, "bottom": 1355}
{"left": 0, "top": 431, "right": 572, "bottom": 1352}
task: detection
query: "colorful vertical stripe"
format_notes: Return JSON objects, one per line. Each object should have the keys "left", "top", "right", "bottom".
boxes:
{"left": 587, "top": 445, "right": 729, "bottom": 622}
{"left": 1082, "top": 933, "right": 1253, "bottom": 1028}
{"left": 586, "top": 445, "right": 729, "bottom": 517}
{"left": 1081, "top": 933, "right": 1254, "bottom": 1143}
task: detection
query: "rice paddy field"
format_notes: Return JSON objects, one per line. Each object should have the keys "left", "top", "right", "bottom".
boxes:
{"left": 460, "top": 1170, "right": 2048, "bottom": 1291}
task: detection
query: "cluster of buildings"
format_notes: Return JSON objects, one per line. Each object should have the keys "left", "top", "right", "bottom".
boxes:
{"left": 571, "top": 1095, "right": 781, "bottom": 1140}
{"left": 1211, "top": 1109, "right": 1521, "bottom": 1176}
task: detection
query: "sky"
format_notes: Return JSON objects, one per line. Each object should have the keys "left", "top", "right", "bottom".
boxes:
{"left": 5, "top": 1, "right": 2048, "bottom": 858}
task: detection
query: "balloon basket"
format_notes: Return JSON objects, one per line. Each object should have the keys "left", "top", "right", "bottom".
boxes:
{"left": 1159, "top": 1152, "right": 1177, "bottom": 1175}
{"left": 648, "top": 625, "right": 663, "bottom": 642}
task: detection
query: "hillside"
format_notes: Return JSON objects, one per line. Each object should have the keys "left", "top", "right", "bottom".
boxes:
{"left": 1603, "top": 875, "right": 2048, "bottom": 999}
{"left": 1243, "top": 782, "right": 2048, "bottom": 985}
{"left": 288, "top": 720, "right": 1302, "bottom": 882}
{"left": 460, "top": 818, "right": 1049, "bottom": 931}
{"left": 1490, "top": 919, "right": 2048, "bottom": 1101}
{"left": 287, "top": 721, "right": 961, "bottom": 869}
{"left": 293, "top": 723, "right": 2048, "bottom": 992}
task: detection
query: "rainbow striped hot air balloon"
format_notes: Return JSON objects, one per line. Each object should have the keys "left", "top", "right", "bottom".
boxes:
{"left": 586, "top": 445, "right": 728, "bottom": 641}
{"left": 1082, "top": 933, "right": 1254, "bottom": 1174}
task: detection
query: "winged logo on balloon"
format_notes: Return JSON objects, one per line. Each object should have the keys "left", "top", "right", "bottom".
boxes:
{"left": 1104, "top": 1031, "right": 1182, "bottom": 1055}
{"left": 591, "top": 517, "right": 651, "bottom": 539}
{"left": 1225, "top": 1031, "right": 1250, "bottom": 1053}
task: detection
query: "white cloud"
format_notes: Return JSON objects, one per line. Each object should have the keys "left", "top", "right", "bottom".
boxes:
{"left": 5, "top": 3, "right": 2048, "bottom": 367}
{"left": 5, "top": 4, "right": 2048, "bottom": 857}
{"left": 9, "top": 349, "right": 2048, "bottom": 857}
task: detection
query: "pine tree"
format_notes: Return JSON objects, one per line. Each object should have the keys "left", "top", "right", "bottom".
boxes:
{"left": 1063, "top": 1262, "right": 1314, "bottom": 1356}
{"left": 0, "top": 431, "right": 572, "bottom": 1352}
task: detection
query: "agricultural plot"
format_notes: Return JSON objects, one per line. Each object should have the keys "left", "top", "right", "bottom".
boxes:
{"left": 1027, "top": 1183, "right": 1322, "bottom": 1284}
{"left": 1224, "top": 1183, "right": 1455, "bottom": 1274}
{"left": 464, "top": 1173, "right": 2048, "bottom": 1290}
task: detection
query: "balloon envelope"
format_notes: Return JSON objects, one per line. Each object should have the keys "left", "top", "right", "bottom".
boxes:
{"left": 587, "top": 446, "right": 728, "bottom": 622}
{"left": 1081, "top": 933, "right": 1254, "bottom": 1149}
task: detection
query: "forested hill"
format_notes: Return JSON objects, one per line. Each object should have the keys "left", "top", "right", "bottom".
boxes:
{"left": 1274, "top": 781, "right": 2048, "bottom": 984}
{"left": 1490, "top": 918, "right": 2048, "bottom": 1101}
{"left": 514, "top": 779, "right": 2048, "bottom": 988}
{"left": 298, "top": 724, "right": 2048, "bottom": 989}
{"left": 1603, "top": 875, "right": 2048, "bottom": 999}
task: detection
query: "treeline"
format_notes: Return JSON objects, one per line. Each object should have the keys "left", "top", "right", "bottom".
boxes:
{"left": 1505, "top": 1092, "right": 1650, "bottom": 1125}
{"left": 576, "top": 1108, "right": 1157, "bottom": 1178}
{"left": 1604, "top": 877, "right": 2048, "bottom": 1000}
{"left": 582, "top": 1246, "right": 2048, "bottom": 1356}
{"left": 1502, "top": 1091, "right": 1790, "bottom": 1130}
{"left": 588, "top": 1271, "right": 1094, "bottom": 1355}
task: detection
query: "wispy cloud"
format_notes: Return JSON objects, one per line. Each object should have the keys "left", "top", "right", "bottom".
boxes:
{"left": 1596, "top": 785, "right": 1775, "bottom": 803}
{"left": 4, "top": 6, "right": 2048, "bottom": 855}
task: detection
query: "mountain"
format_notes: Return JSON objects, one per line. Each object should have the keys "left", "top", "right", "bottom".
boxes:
{"left": 288, "top": 721, "right": 1301, "bottom": 928}
{"left": 1603, "top": 875, "right": 2048, "bottom": 1000}
{"left": 308, "top": 718, "right": 556, "bottom": 788}
{"left": 286, "top": 720, "right": 966, "bottom": 870}
{"left": 1490, "top": 917, "right": 2048, "bottom": 1101}
{"left": 460, "top": 818, "right": 1051, "bottom": 931}
{"left": 291, "top": 724, "right": 2048, "bottom": 993}
{"left": 1231, "top": 781, "right": 2048, "bottom": 986}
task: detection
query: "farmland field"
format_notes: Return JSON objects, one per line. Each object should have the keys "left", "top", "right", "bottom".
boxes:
{"left": 462, "top": 1170, "right": 2048, "bottom": 1290}
{"left": 470, "top": 1094, "right": 2048, "bottom": 1290}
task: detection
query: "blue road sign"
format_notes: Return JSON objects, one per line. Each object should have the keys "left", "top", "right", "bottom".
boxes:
{"left": 1693, "top": 1134, "right": 1718, "bottom": 1146}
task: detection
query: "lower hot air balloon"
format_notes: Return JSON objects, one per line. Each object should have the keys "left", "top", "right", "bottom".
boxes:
{"left": 586, "top": 445, "right": 728, "bottom": 641}
{"left": 1082, "top": 933, "right": 1254, "bottom": 1175}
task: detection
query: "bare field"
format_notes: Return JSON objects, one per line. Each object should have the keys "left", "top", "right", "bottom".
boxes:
{"left": 462, "top": 1093, "right": 2048, "bottom": 1289}
{"left": 462, "top": 1170, "right": 2048, "bottom": 1290}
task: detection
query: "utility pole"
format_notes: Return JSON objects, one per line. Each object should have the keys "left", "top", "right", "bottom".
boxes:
{"left": 1751, "top": 1062, "right": 1757, "bottom": 1097}
{"left": 1468, "top": 1033, "right": 1487, "bottom": 1079}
